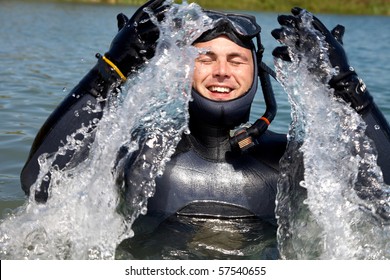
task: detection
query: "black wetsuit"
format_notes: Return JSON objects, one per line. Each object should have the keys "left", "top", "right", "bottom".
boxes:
{"left": 148, "top": 119, "right": 286, "bottom": 222}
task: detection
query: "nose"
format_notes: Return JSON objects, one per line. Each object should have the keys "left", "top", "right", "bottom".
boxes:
{"left": 212, "top": 59, "right": 231, "bottom": 78}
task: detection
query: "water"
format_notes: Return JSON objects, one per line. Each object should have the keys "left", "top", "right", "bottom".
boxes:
{"left": 0, "top": 0, "right": 389, "bottom": 259}
{"left": 116, "top": 215, "right": 278, "bottom": 259}
{"left": 275, "top": 11, "right": 390, "bottom": 259}
{"left": 0, "top": 0, "right": 211, "bottom": 259}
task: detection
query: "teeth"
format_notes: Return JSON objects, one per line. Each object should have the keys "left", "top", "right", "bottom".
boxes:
{"left": 208, "top": 86, "right": 231, "bottom": 93}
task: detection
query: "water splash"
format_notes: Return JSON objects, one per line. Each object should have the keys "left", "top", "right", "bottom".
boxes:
{"left": 275, "top": 11, "right": 390, "bottom": 259}
{"left": 0, "top": 1, "right": 211, "bottom": 260}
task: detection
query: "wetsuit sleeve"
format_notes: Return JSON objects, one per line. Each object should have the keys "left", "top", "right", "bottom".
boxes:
{"left": 20, "top": 61, "right": 120, "bottom": 202}
{"left": 20, "top": 1, "right": 167, "bottom": 202}
{"left": 332, "top": 72, "right": 390, "bottom": 184}
{"left": 360, "top": 101, "right": 390, "bottom": 184}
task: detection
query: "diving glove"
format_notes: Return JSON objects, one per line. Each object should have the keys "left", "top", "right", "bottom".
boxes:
{"left": 102, "top": 0, "right": 169, "bottom": 80}
{"left": 271, "top": 7, "right": 373, "bottom": 113}
{"left": 79, "top": 0, "right": 169, "bottom": 98}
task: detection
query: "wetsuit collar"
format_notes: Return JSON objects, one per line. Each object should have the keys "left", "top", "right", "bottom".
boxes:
{"left": 187, "top": 117, "right": 232, "bottom": 161}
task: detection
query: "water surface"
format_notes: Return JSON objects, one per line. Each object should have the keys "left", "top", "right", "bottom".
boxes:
{"left": 0, "top": 0, "right": 389, "bottom": 259}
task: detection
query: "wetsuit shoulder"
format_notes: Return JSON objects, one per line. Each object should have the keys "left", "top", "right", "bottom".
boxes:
{"left": 252, "top": 130, "right": 287, "bottom": 170}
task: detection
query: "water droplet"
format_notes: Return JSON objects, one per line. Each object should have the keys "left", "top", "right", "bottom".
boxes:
{"left": 299, "top": 180, "right": 307, "bottom": 188}
{"left": 140, "top": 207, "right": 148, "bottom": 215}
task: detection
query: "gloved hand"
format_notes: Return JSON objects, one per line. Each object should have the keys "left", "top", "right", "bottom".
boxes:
{"left": 271, "top": 7, "right": 372, "bottom": 113}
{"left": 100, "top": 0, "right": 169, "bottom": 81}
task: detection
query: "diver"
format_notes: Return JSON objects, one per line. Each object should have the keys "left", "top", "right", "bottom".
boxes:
{"left": 20, "top": 0, "right": 390, "bottom": 258}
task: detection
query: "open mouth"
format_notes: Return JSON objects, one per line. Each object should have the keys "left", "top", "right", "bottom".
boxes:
{"left": 207, "top": 86, "right": 232, "bottom": 94}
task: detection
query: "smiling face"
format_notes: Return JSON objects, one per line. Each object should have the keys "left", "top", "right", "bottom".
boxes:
{"left": 192, "top": 35, "right": 254, "bottom": 101}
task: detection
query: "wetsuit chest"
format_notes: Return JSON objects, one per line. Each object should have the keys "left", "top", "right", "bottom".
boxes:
{"left": 147, "top": 132, "right": 284, "bottom": 220}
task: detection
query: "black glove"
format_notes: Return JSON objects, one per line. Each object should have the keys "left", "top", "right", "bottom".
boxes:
{"left": 98, "top": 0, "right": 169, "bottom": 82}
{"left": 271, "top": 7, "right": 372, "bottom": 113}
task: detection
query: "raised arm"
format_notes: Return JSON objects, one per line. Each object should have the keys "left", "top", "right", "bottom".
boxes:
{"left": 21, "top": 0, "right": 168, "bottom": 202}
{"left": 271, "top": 7, "right": 390, "bottom": 184}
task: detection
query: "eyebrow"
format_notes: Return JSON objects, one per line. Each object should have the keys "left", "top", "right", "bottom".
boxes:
{"left": 199, "top": 50, "right": 251, "bottom": 61}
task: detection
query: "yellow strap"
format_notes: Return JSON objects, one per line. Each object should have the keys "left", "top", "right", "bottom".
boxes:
{"left": 102, "top": 55, "right": 126, "bottom": 81}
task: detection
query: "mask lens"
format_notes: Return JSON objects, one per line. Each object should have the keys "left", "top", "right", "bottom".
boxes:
{"left": 227, "top": 15, "right": 260, "bottom": 37}
{"left": 204, "top": 10, "right": 260, "bottom": 38}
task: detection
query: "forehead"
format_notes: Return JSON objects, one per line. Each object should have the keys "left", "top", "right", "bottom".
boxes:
{"left": 194, "top": 35, "right": 253, "bottom": 57}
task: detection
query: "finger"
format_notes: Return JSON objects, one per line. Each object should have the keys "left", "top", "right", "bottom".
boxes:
{"left": 146, "top": 0, "right": 166, "bottom": 11}
{"left": 271, "top": 27, "right": 296, "bottom": 42}
{"left": 134, "top": 1, "right": 170, "bottom": 29}
{"left": 310, "top": 14, "right": 335, "bottom": 39}
{"left": 130, "top": 0, "right": 165, "bottom": 23}
{"left": 137, "top": 6, "right": 169, "bottom": 34}
{"left": 331, "top": 24, "right": 345, "bottom": 45}
{"left": 117, "top": 13, "right": 129, "bottom": 31}
{"left": 291, "top": 7, "right": 304, "bottom": 16}
{"left": 272, "top": 46, "right": 292, "bottom": 62}
{"left": 277, "top": 15, "right": 298, "bottom": 28}
{"left": 271, "top": 28, "right": 283, "bottom": 40}
{"left": 290, "top": 7, "right": 332, "bottom": 39}
{"left": 152, "top": 4, "right": 170, "bottom": 21}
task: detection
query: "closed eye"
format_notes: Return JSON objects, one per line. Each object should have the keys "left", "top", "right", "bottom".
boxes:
{"left": 228, "top": 52, "right": 250, "bottom": 65}
{"left": 229, "top": 60, "right": 245, "bottom": 66}
{"left": 196, "top": 53, "right": 215, "bottom": 64}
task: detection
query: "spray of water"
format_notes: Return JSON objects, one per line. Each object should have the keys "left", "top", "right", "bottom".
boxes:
{"left": 0, "top": 1, "right": 211, "bottom": 260}
{"left": 275, "top": 11, "right": 390, "bottom": 259}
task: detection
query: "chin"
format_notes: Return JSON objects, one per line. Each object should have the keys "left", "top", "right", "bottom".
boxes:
{"left": 208, "top": 95, "right": 231, "bottom": 101}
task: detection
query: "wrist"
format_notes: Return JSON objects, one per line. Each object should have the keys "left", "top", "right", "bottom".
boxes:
{"left": 330, "top": 72, "right": 373, "bottom": 113}
{"left": 77, "top": 61, "right": 122, "bottom": 99}
{"left": 329, "top": 67, "right": 356, "bottom": 86}
{"left": 96, "top": 53, "right": 127, "bottom": 83}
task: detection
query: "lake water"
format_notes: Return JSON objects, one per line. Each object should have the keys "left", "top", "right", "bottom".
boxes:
{"left": 0, "top": 0, "right": 389, "bottom": 259}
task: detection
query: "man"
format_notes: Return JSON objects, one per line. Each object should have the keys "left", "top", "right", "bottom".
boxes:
{"left": 21, "top": 0, "right": 285, "bottom": 219}
{"left": 20, "top": 0, "right": 390, "bottom": 258}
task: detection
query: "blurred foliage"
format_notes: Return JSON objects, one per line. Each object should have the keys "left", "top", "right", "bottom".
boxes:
{"left": 20, "top": 0, "right": 390, "bottom": 15}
